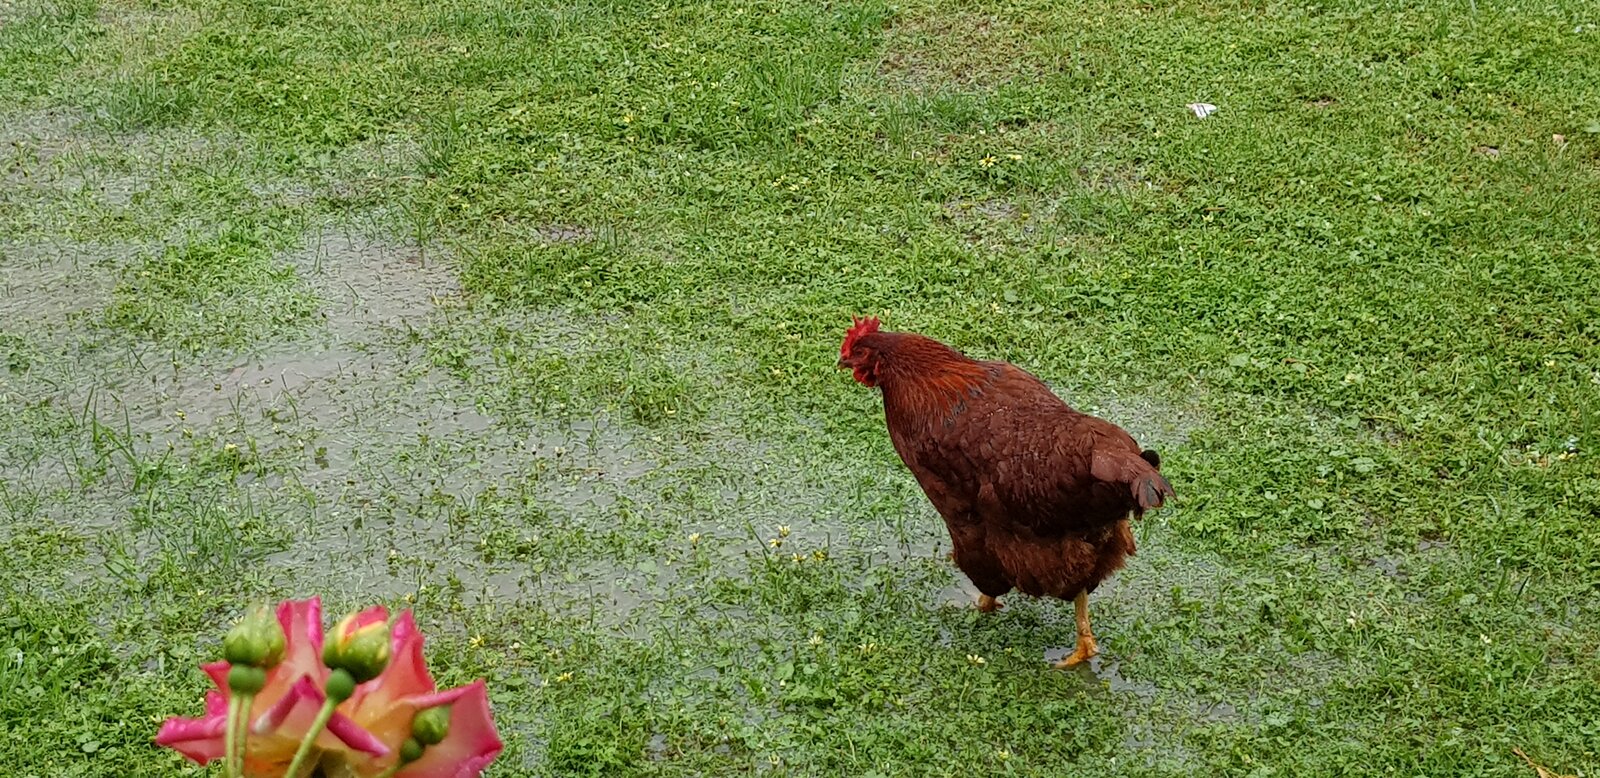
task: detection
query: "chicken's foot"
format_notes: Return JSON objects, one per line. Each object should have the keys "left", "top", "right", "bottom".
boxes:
{"left": 1052, "top": 591, "right": 1098, "bottom": 668}
{"left": 977, "top": 594, "right": 1004, "bottom": 613}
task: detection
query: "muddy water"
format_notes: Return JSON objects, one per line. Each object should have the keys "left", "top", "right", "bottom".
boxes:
{"left": 0, "top": 211, "right": 782, "bottom": 624}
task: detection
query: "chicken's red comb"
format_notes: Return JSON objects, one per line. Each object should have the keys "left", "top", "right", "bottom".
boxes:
{"left": 841, "top": 316, "right": 881, "bottom": 358}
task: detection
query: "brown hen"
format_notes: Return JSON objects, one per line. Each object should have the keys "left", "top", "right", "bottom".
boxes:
{"left": 839, "top": 317, "right": 1174, "bottom": 667}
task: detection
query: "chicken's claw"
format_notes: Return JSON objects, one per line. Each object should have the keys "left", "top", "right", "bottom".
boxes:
{"left": 1052, "top": 636, "right": 1099, "bottom": 669}
{"left": 1052, "top": 591, "right": 1099, "bottom": 668}
{"left": 977, "top": 594, "right": 1003, "bottom": 613}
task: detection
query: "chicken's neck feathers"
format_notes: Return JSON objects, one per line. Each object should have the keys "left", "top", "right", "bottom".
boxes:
{"left": 880, "top": 358, "right": 998, "bottom": 426}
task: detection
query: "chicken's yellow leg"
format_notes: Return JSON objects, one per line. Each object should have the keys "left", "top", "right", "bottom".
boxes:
{"left": 977, "top": 594, "right": 1003, "bottom": 613}
{"left": 1053, "top": 591, "right": 1098, "bottom": 668}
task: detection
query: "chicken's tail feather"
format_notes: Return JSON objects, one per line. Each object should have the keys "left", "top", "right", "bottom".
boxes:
{"left": 1134, "top": 470, "right": 1174, "bottom": 511}
{"left": 1092, "top": 447, "right": 1175, "bottom": 514}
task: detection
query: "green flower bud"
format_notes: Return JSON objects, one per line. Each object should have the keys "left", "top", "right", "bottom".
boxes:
{"left": 223, "top": 605, "right": 287, "bottom": 668}
{"left": 322, "top": 612, "right": 392, "bottom": 684}
{"left": 227, "top": 664, "right": 267, "bottom": 695}
{"left": 325, "top": 668, "right": 357, "bottom": 702}
{"left": 411, "top": 705, "right": 451, "bottom": 746}
{"left": 399, "top": 737, "right": 425, "bottom": 764}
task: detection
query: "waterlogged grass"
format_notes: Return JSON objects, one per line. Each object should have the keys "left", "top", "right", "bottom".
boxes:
{"left": 103, "top": 226, "right": 318, "bottom": 350}
{"left": 2, "top": 0, "right": 1599, "bottom": 775}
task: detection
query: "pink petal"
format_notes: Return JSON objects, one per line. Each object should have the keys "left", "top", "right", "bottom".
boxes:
{"left": 405, "top": 685, "right": 473, "bottom": 711}
{"left": 204, "top": 689, "right": 229, "bottom": 718}
{"left": 201, "top": 660, "right": 231, "bottom": 693}
{"left": 252, "top": 676, "right": 323, "bottom": 736}
{"left": 351, "top": 605, "right": 389, "bottom": 629}
{"left": 154, "top": 690, "right": 230, "bottom": 765}
{"left": 276, "top": 598, "right": 326, "bottom": 684}
{"left": 396, "top": 681, "right": 502, "bottom": 778}
{"left": 326, "top": 711, "right": 392, "bottom": 756}
{"left": 250, "top": 674, "right": 390, "bottom": 758}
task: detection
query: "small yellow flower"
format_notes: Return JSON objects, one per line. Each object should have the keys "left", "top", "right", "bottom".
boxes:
{"left": 996, "top": 748, "right": 1011, "bottom": 761}
{"left": 555, "top": 671, "right": 574, "bottom": 683}
{"left": 777, "top": 525, "right": 791, "bottom": 538}
{"left": 688, "top": 532, "right": 702, "bottom": 545}
{"left": 469, "top": 634, "right": 485, "bottom": 648}
{"left": 858, "top": 642, "right": 877, "bottom": 655}
{"left": 622, "top": 113, "right": 634, "bottom": 124}
{"left": 791, "top": 553, "right": 806, "bottom": 563}
{"left": 808, "top": 634, "right": 823, "bottom": 646}
{"left": 967, "top": 654, "right": 986, "bottom": 666}
{"left": 810, "top": 549, "right": 827, "bottom": 562}
{"left": 979, "top": 155, "right": 998, "bottom": 168}
{"left": 1006, "top": 153, "right": 1022, "bottom": 161}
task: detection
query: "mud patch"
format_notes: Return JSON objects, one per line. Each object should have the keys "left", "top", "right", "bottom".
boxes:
{"left": 1070, "top": 656, "right": 1160, "bottom": 701}
{"left": 878, "top": 11, "right": 1040, "bottom": 91}
{"left": 1365, "top": 554, "right": 1405, "bottom": 580}
{"left": 2, "top": 109, "right": 255, "bottom": 221}
{"left": 943, "top": 197, "right": 1018, "bottom": 223}
{"left": 1077, "top": 162, "right": 1157, "bottom": 194}
{"left": 938, "top": 195, "right": 1076, "bottom": 251}
{"left": 313, "top": 135, "right": 424, "bottom": 211}
{"left": 533, "top": 224, "right": 596, "bottom": 244}
{"left": 0, "top": 108, "right": 82, "bottom": 165}
{"left": 1067, "top": 387, "right": 1210, "bottom": 451}
{"left": 289, "top": 228, "right": 460, "bottom": 333}
{"left": 0, "top": 239, "right": 126, "bottom": 340}
{"left": 92, "top": 2, "right": 203, "bottom": 66}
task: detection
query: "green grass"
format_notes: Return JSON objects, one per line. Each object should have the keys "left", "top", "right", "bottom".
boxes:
{"left": 103, "top": 225, "right": 318, "bottom": 350}
{"left": 2, "top": 0, "right": 1599, "bottom": 775}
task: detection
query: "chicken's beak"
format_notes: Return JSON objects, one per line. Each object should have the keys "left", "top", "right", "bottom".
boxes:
{"left": 836, "top": 357, "right": 849, "bottom": 370}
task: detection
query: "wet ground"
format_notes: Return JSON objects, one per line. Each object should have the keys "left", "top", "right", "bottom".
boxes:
{"left": 4, "top": 1, "right": 1597, "bottom": 774}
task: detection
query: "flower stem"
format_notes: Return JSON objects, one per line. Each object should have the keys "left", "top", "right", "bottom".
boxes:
{"left": 223, "top": 692, "right": 258, "bottom": 778}
{"left": 223, "top": 664, "right": 267, "bottom": 777}
{"left": 223, "top": 694, "right": 243, "bottom": 778}
{"left": 231, "top": 692, "right": 255, "bottom": 777}
{"left": 282, "top": 698, "right": 338, "bottom": 778}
